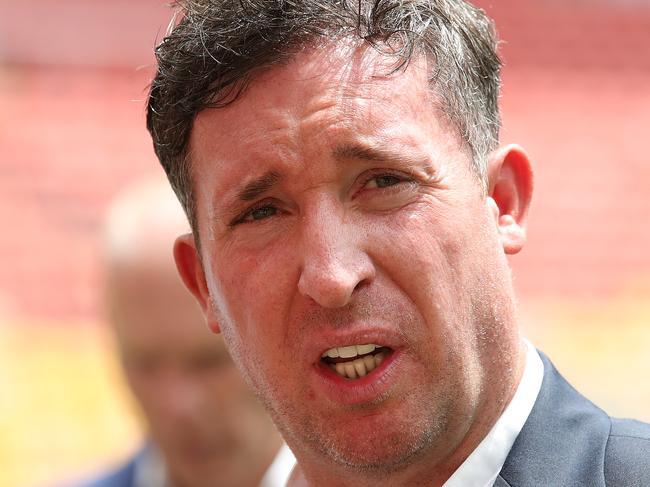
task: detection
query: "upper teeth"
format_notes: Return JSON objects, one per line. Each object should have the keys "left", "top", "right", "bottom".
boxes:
{"left": 321, "top": 344, "right": 379, "bottom": 359}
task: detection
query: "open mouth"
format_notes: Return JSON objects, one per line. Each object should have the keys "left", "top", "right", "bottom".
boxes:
{"left": 320, "top": 344, "right": 391, "bottom": 379}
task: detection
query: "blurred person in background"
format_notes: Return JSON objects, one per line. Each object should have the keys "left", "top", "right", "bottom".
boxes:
{"left": 75, "top": 177, "right": 291, "bottom": 487}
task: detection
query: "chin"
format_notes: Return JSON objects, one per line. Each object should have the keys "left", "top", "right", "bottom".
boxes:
{"left": 322, "top": 427, "right": 435, "bottom": 474}
{"left": 306, "top": 402, "right": 446, "bottom": 475}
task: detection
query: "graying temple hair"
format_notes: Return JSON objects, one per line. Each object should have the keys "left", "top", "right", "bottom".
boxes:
{"left": 147, "top": 0, "right": 502, "bottom": 236}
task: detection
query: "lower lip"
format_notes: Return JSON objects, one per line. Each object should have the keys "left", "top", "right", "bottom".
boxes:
{"left": 312, "top": 350, "right": 401, "bottom": 406}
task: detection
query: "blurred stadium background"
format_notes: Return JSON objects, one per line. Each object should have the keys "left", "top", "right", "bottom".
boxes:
{"left": 1, "top": 1, "right": 649, "bottom": 486}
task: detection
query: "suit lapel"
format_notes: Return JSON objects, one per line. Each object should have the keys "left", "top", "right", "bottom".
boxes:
{"left": 497, "top": 352, "right": 611, "bottom": 487}
{"left": 492, "top": 475, "right": 512, "bottom": 487}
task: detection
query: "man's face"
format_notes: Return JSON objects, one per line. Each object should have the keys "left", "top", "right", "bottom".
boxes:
{"left": 109, "top": 261, "right": 279, "bottom": 487}
{"left": 186, "top": 43, "right": 524, "bottom": 476}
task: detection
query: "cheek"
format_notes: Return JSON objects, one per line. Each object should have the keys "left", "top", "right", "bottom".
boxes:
{"left": 370, "top": 206, "right": 462, "bottom": 293}
{"left": 207, "top": 372, "right": 251, "bottom": 412}
{"left": 212, "top": 243, "right": 297, "bottom": 332}
{"left": 221, "top": 234, "right": 295, "bottom": 289}
{"left": 367, "top": 204, "right": 493, "bottom": 343}
{"left": 210, "top": 253, "right": 298, "bottom": 396}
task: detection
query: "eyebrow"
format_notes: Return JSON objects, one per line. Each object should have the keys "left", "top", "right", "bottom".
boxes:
{"left": 236, "top": 170, "right": 282, "bottom": 201}
{"left": 332, "top": 142, "right": 430, "bottom": 169}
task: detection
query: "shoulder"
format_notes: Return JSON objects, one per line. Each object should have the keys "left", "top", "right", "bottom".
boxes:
{"left": 604, "top": 417, "right": 650, "bottom": 486}
{"left": 71, "top": 458, "right": 136, "bottom": 487}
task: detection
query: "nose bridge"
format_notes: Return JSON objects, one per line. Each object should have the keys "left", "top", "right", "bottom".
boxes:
{"left": 297, "top": 196, "right": 373, "bottom": 308}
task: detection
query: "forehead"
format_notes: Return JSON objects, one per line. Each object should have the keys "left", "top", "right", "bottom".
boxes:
{"left": 248, "top": 41, "right": 433, "bottom": 109}
{"left": 190, "top": 41, "right": 440, "bottom": 155}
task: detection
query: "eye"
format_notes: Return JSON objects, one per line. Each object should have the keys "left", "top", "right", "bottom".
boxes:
{"left": 127, "top": 356, "right": 161, "bottom": 377}
{"left": 352, "top": 170, "right": 419, "bottom": 206}
{"left": 248, "top": 205, "right": 277, "bottom": 221}
{"left": 232, "top": 203, "right": 279, "bottom": 226}
{"left": 360, "top": 171, "right": 414, "bottom": 192}
{"left": 364, "top": 174, "right": 404, "bottom": 189}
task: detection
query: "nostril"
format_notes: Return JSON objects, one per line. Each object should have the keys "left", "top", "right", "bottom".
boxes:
{"left": 353, "top": 277, "right": 371, "bottom": 295}
{"left": 297, "top": 266, "right": 360, "bottom": 308}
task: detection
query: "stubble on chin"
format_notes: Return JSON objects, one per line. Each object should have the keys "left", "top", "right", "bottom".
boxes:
{"left": 276, "top": 381, "right": 456, "bottom": 480}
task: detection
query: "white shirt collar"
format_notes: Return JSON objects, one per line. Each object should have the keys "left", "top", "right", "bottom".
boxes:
{"left": 260, "top": 443, "right": 296, "bottom": 487}
{"left": 442, "top": 340, "right": 544, "bottom": 487}
{"left": 135, "top": 442, "right": 296, "bottom": 487}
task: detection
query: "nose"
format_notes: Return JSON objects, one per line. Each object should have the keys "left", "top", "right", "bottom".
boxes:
{"left": 297, "top": 205, "right": 374, "bottom": 308}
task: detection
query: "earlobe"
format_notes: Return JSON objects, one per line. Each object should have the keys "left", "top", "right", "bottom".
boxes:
{"left": 486, "top": 145, "right": 534, "bottom": 255}
{"left": 173, "top": 233, "right": 221, "bottom": 333}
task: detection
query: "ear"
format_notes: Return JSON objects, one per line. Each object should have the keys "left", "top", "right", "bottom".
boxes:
{"left": 174, "top": 233, "right": 221, "bottom": 333}
{"left": 486, "top": 145, "right": 534, "bottom": 255}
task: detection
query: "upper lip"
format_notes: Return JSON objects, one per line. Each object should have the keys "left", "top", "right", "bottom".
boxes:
{"left": 305, "top": 326, "right": 404, "bottom": 364}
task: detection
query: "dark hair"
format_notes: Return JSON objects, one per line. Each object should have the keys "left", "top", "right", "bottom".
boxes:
{"left": 147, "top": 0, "right": 502, "bottom": 237}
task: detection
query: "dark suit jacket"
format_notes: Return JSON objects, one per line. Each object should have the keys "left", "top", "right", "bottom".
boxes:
{"left": 495, "top": 352, "right": 650, "bottom": 487}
